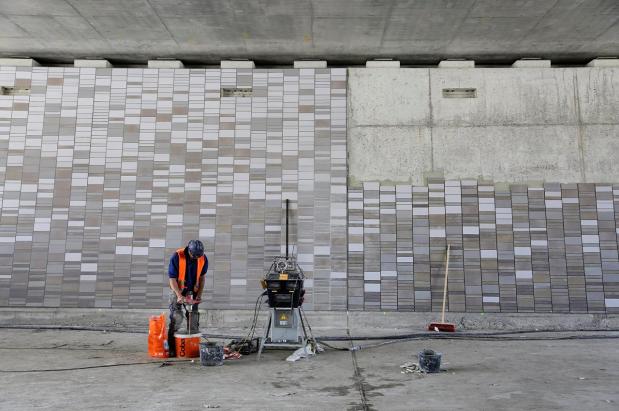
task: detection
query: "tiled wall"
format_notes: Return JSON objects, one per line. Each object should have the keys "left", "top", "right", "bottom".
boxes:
{"left": 0, "top": 67, "right": 347, "bottom": 310}
{"left": 348, "top": 180, "right": 619, "bottom": 313}
{"left": 3, "top": 66, "right": 619, "bottom": 314}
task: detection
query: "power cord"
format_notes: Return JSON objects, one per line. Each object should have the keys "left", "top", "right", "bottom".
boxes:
{"left": 0, "top": 359, "right": 191, "bottom": 373}
{"left": 320, "top": 332, "right": 619, "bottom": 352}
{"left": 224, "top": 291, "right": 267, "bottom": 353}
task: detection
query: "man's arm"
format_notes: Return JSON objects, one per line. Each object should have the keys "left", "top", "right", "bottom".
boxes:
{"left": 195, "top": 276, "right": 205, "bottom": 301}
{"left": 195, "top": 257, "right": 208, "bottom": 301}
{"left": 169, "top": 278, "right": 183, "bottom": 303}
{"left": 168, "top": 254, "right": 184, "bottom": 303}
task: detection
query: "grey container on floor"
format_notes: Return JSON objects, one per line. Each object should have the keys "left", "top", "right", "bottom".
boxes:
{"left": 200, "top": 341, "right": 224, "bottom": 366}
{"left": 418, "top": 349, "right": 442, "bottom": 373}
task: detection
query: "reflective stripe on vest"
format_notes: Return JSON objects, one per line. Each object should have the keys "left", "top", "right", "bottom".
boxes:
{"left": 176, "top": 248, "right": 205, "bottom": 291}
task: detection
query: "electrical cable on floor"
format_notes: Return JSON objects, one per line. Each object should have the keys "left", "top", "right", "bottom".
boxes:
{"left": 0, "top": 359, "right": 190, "bottom": 373}
{"left": 299, "top": 307, "right": 319, "bottom": 350}
{"left": 4, "top": 332, "right": 618, "bottom": 353}
{"left": 0, "top": 346, "right": 138, "bottom": 352}
{"left": 317, "top": 340, "right": 349, "bottom": 351}
{"left": 230, "top": 291, "right": 267, "bottom": 346}
{"left": 313, "top": 328, "right": 619, "bottom": 341}
{"left": 0, "top": 325, "right": 148, "bottom": 333}
{"left": 3, "top": 324, "right": 619, "bottom": 341}
{"left": 203, "top": 328, "right": 619, "bottom": 342}
{"left": 2, "top": 326, "right": 619, "bottom": 372}
{"left": 3, "top": 332, "right": 617, "bottom": 355}
{"left": 3, "top": 332, "right": 618, "bottom": 373}
{"left": 317, "top": 333, "right": 619, "bottom": 352}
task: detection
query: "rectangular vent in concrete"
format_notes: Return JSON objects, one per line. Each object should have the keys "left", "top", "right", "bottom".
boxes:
{"left": 1, "top": 86, "right": 30, "bottom": 96}
{"left": 442, "top": 88, "right": 476, "bottom": 98}
{"left": 221, "top": 87, "right": 253, "bottom": 97}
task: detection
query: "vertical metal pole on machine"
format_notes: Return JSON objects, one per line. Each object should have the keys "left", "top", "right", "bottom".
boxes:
{"left": 285, "top": 199, "right": 289, "bottom": 259}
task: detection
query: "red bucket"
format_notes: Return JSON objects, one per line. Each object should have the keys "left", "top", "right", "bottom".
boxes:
{"left": 174, "top": 333, "right": 201, "bottom": 358}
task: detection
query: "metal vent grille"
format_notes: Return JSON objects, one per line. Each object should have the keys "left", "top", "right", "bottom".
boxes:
{"left": 1, "top": 86, "right": 30, "bottom": 96}
{"left": 442, "top": 88, "right": 476, "bottom": 98}
{"left": 221, "top": 87, "right": 253, "bottom": 97}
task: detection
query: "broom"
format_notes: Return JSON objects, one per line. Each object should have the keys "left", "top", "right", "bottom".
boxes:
{"left": 428, "top": 244, "right": 456, "bottom": 332}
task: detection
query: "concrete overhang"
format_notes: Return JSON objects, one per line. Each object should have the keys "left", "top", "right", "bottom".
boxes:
{"left": 0, "top": 0, "right": 617, "bottom": 65}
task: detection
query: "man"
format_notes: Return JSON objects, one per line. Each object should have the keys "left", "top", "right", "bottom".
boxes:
{"left": 167, "top": 239, "right": 208, "bottom": 357}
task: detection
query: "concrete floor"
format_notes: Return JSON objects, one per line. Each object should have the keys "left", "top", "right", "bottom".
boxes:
{"left": 1, "top": 329, "right": 618, "bottom": 411}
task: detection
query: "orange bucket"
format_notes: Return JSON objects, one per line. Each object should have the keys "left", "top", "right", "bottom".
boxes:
{"left": 174, "top": 333, "right": 201, "bottom": 358}
{"left": 148, "top": 313, "right": 168, "bottom": 358}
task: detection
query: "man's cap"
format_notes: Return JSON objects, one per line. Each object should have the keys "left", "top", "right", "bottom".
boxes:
{"left": 187, "top": 239, "right": 205, "bottom": 258}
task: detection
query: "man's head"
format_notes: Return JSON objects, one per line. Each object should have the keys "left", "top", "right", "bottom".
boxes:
{"left": 187, "top": 239, "right": 205, "bottom": 259}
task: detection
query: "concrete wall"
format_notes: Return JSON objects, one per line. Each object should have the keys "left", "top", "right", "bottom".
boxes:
{"left": 348, "top": 66, "right": 619, "bottom": 185}
{"left": 1, "top": 1, "right": 618, "bottom": 64}
{"left": 0, "top": 66, "right": 347, "bottom": 310}
{"left": 2, "top": 64, "right": 619, "bottom": 315}
{"left": 348, "top": 66, "right": 619, "bottom": 314}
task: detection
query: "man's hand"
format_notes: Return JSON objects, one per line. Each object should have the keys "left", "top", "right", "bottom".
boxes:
{"left": 191, "top": 288, "right": 202, "bottom": 304}
{"left": 176, "top": 294, "right": 185, "bottom": 304}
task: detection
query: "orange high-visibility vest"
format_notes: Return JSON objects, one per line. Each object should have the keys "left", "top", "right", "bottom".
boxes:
{"left": 176, "top": 248, "right": 206, "bottom": 292}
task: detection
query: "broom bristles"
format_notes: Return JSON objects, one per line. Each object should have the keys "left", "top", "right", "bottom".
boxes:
{"left": 428, "top": 322, "right": 456, "bottom": 332}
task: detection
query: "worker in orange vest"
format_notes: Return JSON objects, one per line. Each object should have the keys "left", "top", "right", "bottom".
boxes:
{"left": 167, "top": 239, "right": 208, "bottom": 357}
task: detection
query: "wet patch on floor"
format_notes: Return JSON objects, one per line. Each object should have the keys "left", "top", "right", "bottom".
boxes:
{"left": 320, "top": 385, "right": 352, "bottom": 397}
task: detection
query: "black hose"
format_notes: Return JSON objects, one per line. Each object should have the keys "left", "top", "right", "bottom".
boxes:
{"left": 315, "top": 328, "right": 619, "bottom": 341}
{"left": 326, "top": 333, "right": 619, "bottom": 352}
{"left": 2, "top": 324, "right": 619, "bottom": 371}
{"left": 0, "top": 325, "right": 148, "bottom": 333}
{"left": 2, "top": 325, "right": 619, "bottom": 342}
{"left": 0, "top": 359, "right": 190, "bottom": 373}
{"left": 206, "top": 328, "right": 619, "bottom": 342}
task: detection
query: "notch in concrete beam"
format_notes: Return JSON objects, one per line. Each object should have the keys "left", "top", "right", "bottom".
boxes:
{"left": 365, "top": 59, "right": 400, "bottom": 68}
{"left": 148, "top": 60, "right": 184, "bottom": 69}
{"left": 74, "top": 59, "right": 112, "bottom": 68}
{"left": 293, "top": 60, "right": 327, "bottom": 69}
{"left": 512, "top": 58, "right": 551, "bottom": 68}
{"left": 0, "top": 58, "right": 39, "bottom": 67}
{"left": 438, "top": 59, "right": 475, "bottom": 68}
{"left": 221, "top": 60, "right": 255, "bottom": 69}
{"left": 587, "top": 57, "right": 619, "bottom": 67}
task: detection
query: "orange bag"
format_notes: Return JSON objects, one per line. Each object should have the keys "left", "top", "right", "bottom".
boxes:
{"left": 148, "top": 313, "right": 169, "bottom": 358}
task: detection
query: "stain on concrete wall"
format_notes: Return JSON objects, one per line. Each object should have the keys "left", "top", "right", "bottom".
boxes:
{"left": 348, "top": 67, "right": 619, "bottom": 185}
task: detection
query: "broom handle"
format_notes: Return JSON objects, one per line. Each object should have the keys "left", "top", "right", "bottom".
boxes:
{"left": 441, "top": 244, "right": 450, "bottom": 324}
